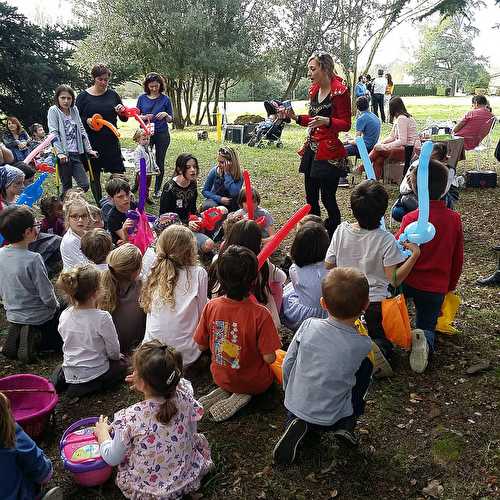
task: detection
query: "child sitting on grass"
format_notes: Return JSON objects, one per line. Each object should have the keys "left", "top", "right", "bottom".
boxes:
{"left": 233, "top": 187, "right": 275, "bottom": 241}
{"left": 40, "top": 196, "right": 65, "bottom": 236}
{"left": 281, "top": 222, "right": 330, "bottom": 331}
{"left": 99, "top": 244, "right": 146, "bottom": 354}
{"left": 325, "top": 180, "right": 420, "bottom": 376}
{"left": 53, "top": 264, "right": 127, "bottom": 398}
{"left": 160, "top": 153, "right": 222, "bottom": 254}
{"left": 60, "top": 198, "right": 91, "bottom": 270}
{"left": 94, "top": 340, "right": 213, "bottom": 499}
{"left": 105, "top": 177, "right": 136, "bottom": 245}
{"left": 273, "top": 268, "right": 373, "bottom": 465}
{"left": 88, "top": 204, "right": 104, "bottom": 229}
{"left": 80, "top": 228, "right": 112, "bottom": 271}
{"left": 392, "top": 142, "right": 457, "bottom": 222}
{"left": 195, "top": 245, "right": 281, "bottom": 422}
{"left": 141, "top": 225, "right": 207, "bottom": 366}
{"left": 209, "top": 219, "right": 286, "bottom": 328}
{"left": 0, "top": 206, "right": 61, "bottom": 363}
{"left": 0, "top": 392, "right": 62, "bottom": 500}
{"left": 396, "top": 160, "right": 463, "bottom": 373}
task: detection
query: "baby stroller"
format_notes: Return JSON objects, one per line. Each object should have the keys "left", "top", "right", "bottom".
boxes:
{"left": 247, "top": 99, "right": 291, "bottom": 148}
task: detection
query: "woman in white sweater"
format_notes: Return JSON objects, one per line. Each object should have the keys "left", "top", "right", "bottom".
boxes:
{"left": 368, "top": 96, "right": 420, "bottom": 179}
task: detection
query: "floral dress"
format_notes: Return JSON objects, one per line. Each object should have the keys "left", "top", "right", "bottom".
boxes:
{"left": 112, "top": 379, "right": 213, "bottom": 499}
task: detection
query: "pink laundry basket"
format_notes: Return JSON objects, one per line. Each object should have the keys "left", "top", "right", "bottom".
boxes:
{"left": 0, "top": 374, "right": 58, "bottom": 439}
{"left": 60, "top": 417, "right": 113, "bottom": 487}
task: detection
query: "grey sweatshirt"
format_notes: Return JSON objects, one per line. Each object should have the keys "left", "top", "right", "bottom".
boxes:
{"left": 0, "top": 246, "right": 58, "bottom": 324}
{"left": 47, "top": 105, "right": 92, "bottom": 155}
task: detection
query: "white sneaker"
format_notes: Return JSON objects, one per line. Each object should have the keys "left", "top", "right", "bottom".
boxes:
{"left": 410, "top": 329, "right": 429, "bottom": 373}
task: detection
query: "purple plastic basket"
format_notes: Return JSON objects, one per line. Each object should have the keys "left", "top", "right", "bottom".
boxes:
{"left": 0, "top": 374, "right": 58, "bottom": 438}
{"left": 60, "top": 417, "right": 112, "bottom": 487}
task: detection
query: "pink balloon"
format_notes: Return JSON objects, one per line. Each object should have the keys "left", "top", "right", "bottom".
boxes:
{"left": 257, "top": 204, "right": 311, "bottom": 269}
{"left": 24, "top": 133, "right": 56, "bottom": 164}
{"left": 243, "top": 170, "right": 254, "bottom": 220}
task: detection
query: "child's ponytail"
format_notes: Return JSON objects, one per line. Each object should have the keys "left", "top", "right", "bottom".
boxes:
{"left": 133, "top": 340, "right": 183, "bottom": 425}
{"left": 56, "top": 264, "right": 100, "bottom": 305}
{"left": 0, "top": 392, "right": 16, "bottom": 448}
{"left": 100, "top": 244, "right": 142, "bottom": 313}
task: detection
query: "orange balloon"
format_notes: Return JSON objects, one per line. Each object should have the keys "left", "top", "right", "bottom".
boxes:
{"left": 89, "top": 114, "right": 120, "bottom": 138}
{"left": 271, "top": 349, "right": 286, "bottom": 385}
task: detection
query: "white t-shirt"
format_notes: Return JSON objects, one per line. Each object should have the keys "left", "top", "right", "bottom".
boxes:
{"left": 143, "top": 266, "right": 207, "bottom": 365}
{"left": 59, "top": 307, "right": 121, "bottom": 383}
{"left": 373, "top": 76, "right": 387, "bottom": 94}
{"left": 61, "top": 228, "right": 90, "bottom": 270}
{"left": 325, "top": 221, "right": 406, "bottom": 302}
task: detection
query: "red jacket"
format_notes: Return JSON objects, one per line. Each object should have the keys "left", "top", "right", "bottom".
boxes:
{"left": 395, "top": 200, "right": 464, "bottom": 294}
{"left": 297, "top": 75, "right": 351, "bottom": 161}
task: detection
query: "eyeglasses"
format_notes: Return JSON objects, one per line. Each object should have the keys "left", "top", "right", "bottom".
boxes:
{"left": 69, "top": 213, "right": 89, "bottom": 220}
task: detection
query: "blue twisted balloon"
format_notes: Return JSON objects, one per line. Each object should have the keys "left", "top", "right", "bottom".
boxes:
{"left": 0, "top": 172, "right": 48, "bottom": 245}
{"left": 398, "top": 140, "right": 436, "bottom": 246}
{"left": 355, "top": 137, "right": 386, "bottom": 230}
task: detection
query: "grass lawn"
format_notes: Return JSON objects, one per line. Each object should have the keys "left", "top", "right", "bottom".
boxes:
{"left": 1, "top": 98, "right": 499, "bottom": 499}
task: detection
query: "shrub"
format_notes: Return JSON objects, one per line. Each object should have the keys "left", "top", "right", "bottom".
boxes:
{"left": 234, "top": 114, "right": 265, "bottom": 125}
{"left": 393, "top": 84, "right": 437, "bottom": 97}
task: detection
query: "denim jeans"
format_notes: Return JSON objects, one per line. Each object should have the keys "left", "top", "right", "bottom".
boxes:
{"left": 59, "top": 152, "right": 90, "bottom": 195}
{"left": 286, "top": 357, "right": 373, "bottom": 431}
{"left": 403, "top": 284, "right": 445, "bottom": 351}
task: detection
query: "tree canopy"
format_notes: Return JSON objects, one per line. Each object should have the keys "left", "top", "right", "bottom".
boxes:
{"left": 0, "top": 1, "right": 88, "bottom": 128}
{"left": 410, "top": 16, "right": 490, "bottom": 95}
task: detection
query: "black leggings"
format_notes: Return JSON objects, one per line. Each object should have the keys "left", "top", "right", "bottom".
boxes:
{"left": 151, "top": 129, "right": 171, "bottom": 193}
{"left": 304, "top": 171, "right": 341, "bottom": 238}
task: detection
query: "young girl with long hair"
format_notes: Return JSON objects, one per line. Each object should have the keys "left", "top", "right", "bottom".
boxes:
{"left": 202, "top": 146, "right": 243, "bottom": 211}
{"left": 94, "top": 340, "right": 213, "bottom": 499}
{"left": 209, "top": 219, "right": 286, "bottom": 328}
{"left": 0, "top": 392, "right": 62, "bottom": 499}
{"left": 54, "top": 264, "right": 126, "bottom": 398}
{"left": 99, "top": 244, "right": 146, "bottom": 353}
{"left": 47, "top": 85, "right": 97, "bottom": 196}
{"left": 281, "top": 222, "right": 330, "bottom": 330}
{"left": 140, "top": 225, "right": 208, "bottom": 366}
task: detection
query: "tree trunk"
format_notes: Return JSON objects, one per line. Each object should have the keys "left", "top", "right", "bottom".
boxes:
{"left": 175, "top": 79, "right": 184, "bottom": 130}
{"left": 282, "top": 49, "right": 304, "bottom": 99}
{"left": 205, "top": 75, "right": 216, "bottom": 126}
{"left": 212, "top": 77, "right": 221, "bottom": 117}
{"left": 195, "top": 76, "right": 206, "bottom": 125}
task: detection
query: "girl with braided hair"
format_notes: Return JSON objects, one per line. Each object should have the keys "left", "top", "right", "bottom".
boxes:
{"left": 140, "top": 225, "right": 207, "bottom": 366}
{"left": 52, "top": 264, "right": 127, "bottom": 398}
{"left": 95, "top": 340, "right": 213, "bottom": 499}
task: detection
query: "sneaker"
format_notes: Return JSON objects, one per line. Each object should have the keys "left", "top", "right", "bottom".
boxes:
{"left": 42, "top": 486, "right": 64, "bottom": 500}
{"left": 17, "top": 326, "right": 41, "bottom": 364}
{"left": 209, "top": 393, "right": 251, "bottom": 422}
{"left": 333, "top": 428, "right": 359, "bottom": 446}
{"left": 198, "top": 387, "right": 230, "bottom": 411}
{"left": 338, "top": 176, "right": 350, "bottom": 187}
{"left": 273, "top": 418, "right": 308, "bottom": 465}
{"left": 2, "top": 324, "right": 21, "bottom": 359}
{"left": 410, "top": 329, "right": 429, "bottom": 373}
{"left": 371, "top": 342, "right": 394, "bottom": 379}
